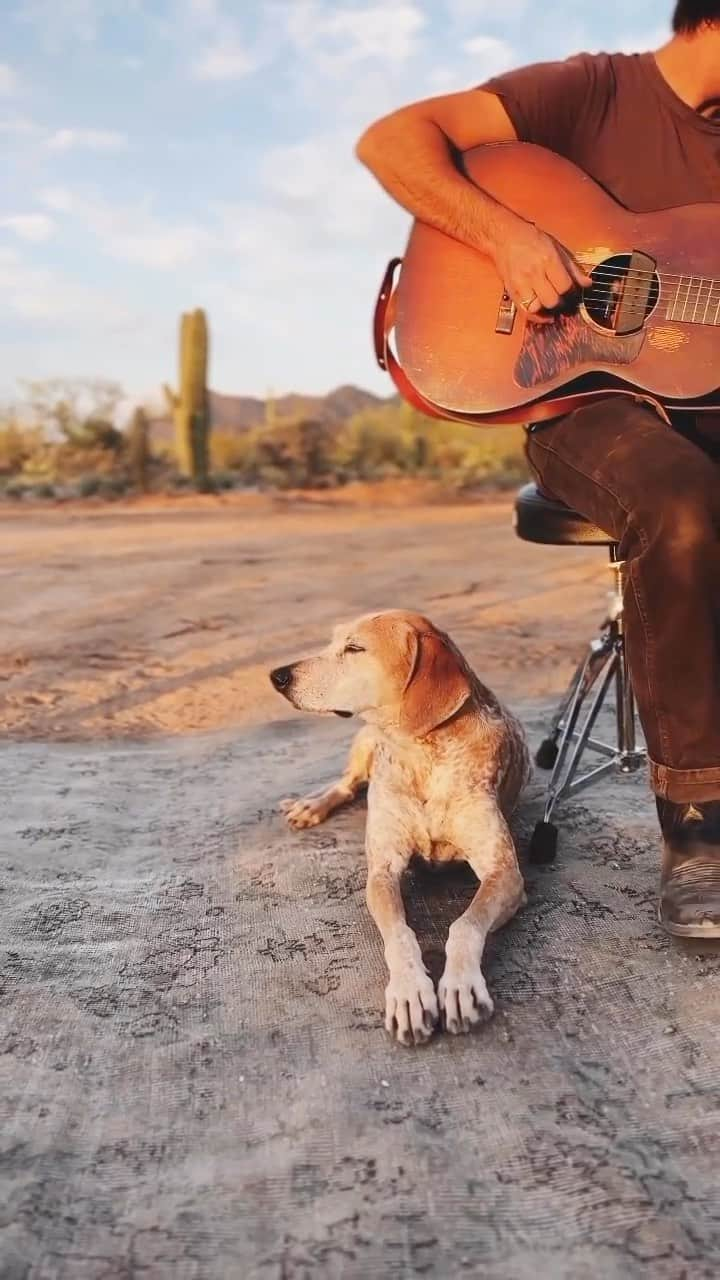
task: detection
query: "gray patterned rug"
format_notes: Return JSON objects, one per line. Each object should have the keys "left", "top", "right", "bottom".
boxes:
{"left": 2, "top": 707, "right": 719, "bottom": 1279}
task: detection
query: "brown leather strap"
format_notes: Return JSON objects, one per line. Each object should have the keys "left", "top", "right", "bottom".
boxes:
{"left": 373, "top": 257, "right": 672, "bottom": 427}
{"left": 373, "top": 258, "right": 450, "bottom": 422}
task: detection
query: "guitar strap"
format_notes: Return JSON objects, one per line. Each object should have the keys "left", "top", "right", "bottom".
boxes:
{"left": 373, "top": 257, "right": 672, "bottom": 428}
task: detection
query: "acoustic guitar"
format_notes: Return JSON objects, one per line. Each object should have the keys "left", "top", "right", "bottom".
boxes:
{"left": 374, "top": 142, "right": 720, "bottom": 426}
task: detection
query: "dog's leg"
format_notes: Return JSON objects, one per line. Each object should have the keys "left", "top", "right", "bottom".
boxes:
{"left": 365, "top": 813, "right": 438, "bottom": 1047}
{"left": 281, "top": 726, "right": 374, "bottom": 829}
{"left": 439, "top": 804, "right": 525, "bottom": 1035}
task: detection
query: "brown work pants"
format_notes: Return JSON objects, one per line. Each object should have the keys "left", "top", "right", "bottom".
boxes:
{"left": 526, "top": 398, "right": 720, "bottom": 804}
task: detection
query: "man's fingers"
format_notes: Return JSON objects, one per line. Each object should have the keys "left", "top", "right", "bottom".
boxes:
{"left": 546, "top": 260, "right": 574, "bottom": 297}
{"left": 534, "top": 277, "right": 562, "bottom": 311}
{"left": 513, "top": 276, "right": 556, "bottom": 310}
{"left": 523, "top": 296, "right": 553, "bottom": 325}
{"left": 513, "top": 256, "right": 592, "bottom": 320}
{"left": 567, "top": 255, "right": 594, "bottom": 289}
{"left": 510, "top": 284, "right": 552, "bottom": 323}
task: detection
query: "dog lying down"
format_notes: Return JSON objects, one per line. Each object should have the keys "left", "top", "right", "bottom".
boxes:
{"left": 270, "top": 609, "right": 530, "bottom": 1047}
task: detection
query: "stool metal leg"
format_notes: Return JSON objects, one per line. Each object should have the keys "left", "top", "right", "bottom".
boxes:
{"left": 529, "top": 549, "right": 646, "bottom": 865}
{"left": 610, "top": 551, "right": 645, "bottom": 774}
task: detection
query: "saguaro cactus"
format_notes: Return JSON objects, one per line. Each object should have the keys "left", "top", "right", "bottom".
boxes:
{"left": 128, "top": 406, "right": 150, "bottom": 493}
{"left": 163, "top": 308, "right": 210, "bottom": 487}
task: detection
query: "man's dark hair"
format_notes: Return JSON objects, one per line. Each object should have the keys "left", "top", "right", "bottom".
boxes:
{"left": 673, "top": 0, "right": 720, "bottom": 31}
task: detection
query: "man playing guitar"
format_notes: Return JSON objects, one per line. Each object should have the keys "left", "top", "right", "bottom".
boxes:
{"left": 356, "top": 2, "right": 720, "bottom": 937}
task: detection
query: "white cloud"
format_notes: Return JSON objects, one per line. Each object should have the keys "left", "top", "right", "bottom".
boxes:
{"left": 47, "top": 127, "right": 129, "bottom": 151}
{"left": 186, "top": 0, "right": 220, "bottom": 21}
{"left": 614, "top": 25, "right": 670, "bottom": 54}
{"left": 209, "top": 126, "right": 408, "bottom": 344}
{"left": 191, "top": 43, "right": 255, "bottom": 80}
{"left": 323, "top": 3, "right": 425, "bottom": 63}
{"left": 0, "top": 245, "right": 136, "bottom": 327}
{"left": 287, "top": 2, "right": 426, "bottom": 71}
{"left": 183, "top": 0, "right": 258, "bottom": 80}
{"left": 463, "top": 34, "right": 512, "bottom": 58}
{"left": 40, "top": 186, "right": 74, "bottom": 213}
{"left": 0, "top": 114, "right": 39, "bottom": 135}
{"left": 16, "top": 0, "right": 145, "bottom": 47}
{"left": 446, "top": 0, "right": 529, "bottom": 21}
{"left": 39, "top": 185, "right": 211, "bottom": 268}
{"left": 0, "top": 213, "right": 55, "bottom": 242}
{"left": 259, "top": 132, "right": 400, "bottom": 246}
{"left": 0, "top": 63, "right": 18, "bottom": 93}
{"left": 108, "top": 224, "right": 210, "bottom": 268}
{"left": 462, "top": 34, "right": 516, "bottom": 76}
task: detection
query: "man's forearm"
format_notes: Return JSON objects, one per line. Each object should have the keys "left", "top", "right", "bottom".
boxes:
{"left": 356, "top": 113, "right": 520, "bottom": 256}
{"left": 356, "top": 93, "right": 591, "bottom": 318}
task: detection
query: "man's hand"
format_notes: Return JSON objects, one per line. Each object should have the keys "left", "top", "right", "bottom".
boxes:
{"left": 489, "top": 210, "right": 594, "bottom": 324}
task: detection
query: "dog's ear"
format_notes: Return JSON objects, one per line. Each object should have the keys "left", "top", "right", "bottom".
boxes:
{"left": 398, "top": 628, "right": 471, "bottom": 739}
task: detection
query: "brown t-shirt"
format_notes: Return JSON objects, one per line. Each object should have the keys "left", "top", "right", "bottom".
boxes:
{"left": 480, "top": 51, "right": 720, "bottom": 437}
{"left": 481, "top": 50, "right": 720, "bottom": 210}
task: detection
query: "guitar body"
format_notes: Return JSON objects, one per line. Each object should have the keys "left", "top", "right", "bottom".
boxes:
{"left": 392, "top": 142, "right": 720, "bottom": 420}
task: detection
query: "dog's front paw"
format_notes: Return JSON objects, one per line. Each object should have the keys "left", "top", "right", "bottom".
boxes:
{"left": 438, "top": 964, "right": 494, "bottom": 1035}
{"left": 384, "top": 967, "right": 438, "bottom": 1047}
{"left": 280, "top": 794, "right": 331, "bottom": 829}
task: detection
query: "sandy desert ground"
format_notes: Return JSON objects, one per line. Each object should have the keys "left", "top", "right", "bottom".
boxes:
{"left": 1, "top": 484, "right": 611, "bottom": 742}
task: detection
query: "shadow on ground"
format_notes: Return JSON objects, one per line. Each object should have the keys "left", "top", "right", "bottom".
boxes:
{"left": 1, "top": 705, "right": 720, "bottom": 1279}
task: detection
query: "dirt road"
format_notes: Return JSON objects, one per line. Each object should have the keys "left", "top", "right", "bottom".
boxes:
{"left": 1, "top": 485, "right": 609, "bottom": 741}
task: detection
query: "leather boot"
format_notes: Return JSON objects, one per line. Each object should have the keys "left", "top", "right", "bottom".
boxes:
{"left": 656, "top": 798, "right": 720, "bottom": 938}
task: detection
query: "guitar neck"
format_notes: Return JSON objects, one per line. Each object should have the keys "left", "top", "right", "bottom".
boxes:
{"left": 662, "top": 275, "right": 720, "bottom": 326}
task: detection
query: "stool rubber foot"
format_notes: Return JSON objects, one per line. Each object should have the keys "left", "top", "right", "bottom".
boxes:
{"left": 529, "top": 821, "right": 558, "bottom": 866}
{"left": 535, "top": 738, "right": 559, "bottom": 770}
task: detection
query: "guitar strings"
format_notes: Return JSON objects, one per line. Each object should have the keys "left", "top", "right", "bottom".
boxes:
{"left": 576, "top": 261, "right": 720, "bottom": 290}
{"left": 582, "top": 272, "right": 719, "bottom": 291}
{"left": 518, "top": 262, "right": 720, "bottom": 322}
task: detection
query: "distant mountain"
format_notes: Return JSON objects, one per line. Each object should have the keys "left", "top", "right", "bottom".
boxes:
{"left": 152, "top": 384, "right": 395, "bottom": 442}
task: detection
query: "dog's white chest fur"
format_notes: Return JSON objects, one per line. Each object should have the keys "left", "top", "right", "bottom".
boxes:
{"left": 367, "top": 716, "right": 525, "bottom": 867}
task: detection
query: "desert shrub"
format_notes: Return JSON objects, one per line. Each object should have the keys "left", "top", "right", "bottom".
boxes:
{"left": 204, "top": 406, "right": 528, "bottom": 491}
{"left": 210, "top": 431, "right": 258, "bottom": 472}
{"left": 98, "top": 475, "right": 129, "bottom": 498}
{"left": 0, "top": 424, "right": 45, "bottom": 477}
{"left": 3, "top": 382, "right": 529, "bottom": 496}
{"left": 250, "top": 417, "right": 336, "bottom": 487}
{"left": 211, "top": 470, "right": 238, "bottom": 491}
{"left": 330, "top": 405, "right": 528, "bottom": 487}
{"left": 256, "top": 463, "right": 295, "bottom": 490}
{"left": 332, "top": 408, "right": 413, "bottom": 477}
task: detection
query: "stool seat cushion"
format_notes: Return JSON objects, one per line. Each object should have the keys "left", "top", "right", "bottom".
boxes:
{"left": 514, "top": 482, "right": 614, "bottom": 546}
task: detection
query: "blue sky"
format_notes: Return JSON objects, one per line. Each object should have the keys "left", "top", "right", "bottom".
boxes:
{"left": 1, "top": 0, "right": 669, "bottom": 406}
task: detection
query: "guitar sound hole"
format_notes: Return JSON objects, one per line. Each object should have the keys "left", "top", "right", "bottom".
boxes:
{"left": 584, "top": 253, "right": 660, "bottom": 331}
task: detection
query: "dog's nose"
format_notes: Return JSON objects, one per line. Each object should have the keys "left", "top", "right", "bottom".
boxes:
{"left": 270, "top": 665, "right": 293, "bottom": 692}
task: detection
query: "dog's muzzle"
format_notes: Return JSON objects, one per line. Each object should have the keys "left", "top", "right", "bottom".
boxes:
{"left": 269, "top": 664, "right": 352, "bottom": 716}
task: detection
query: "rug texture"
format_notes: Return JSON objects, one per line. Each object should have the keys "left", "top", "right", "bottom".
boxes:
{"left": 2, "top": 709, "right": 719, "bottom": 1279}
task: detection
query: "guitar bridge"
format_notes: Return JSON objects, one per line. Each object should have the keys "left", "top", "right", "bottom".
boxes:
{"left": 495, "top": 292, "right": 517, "bottom": 335}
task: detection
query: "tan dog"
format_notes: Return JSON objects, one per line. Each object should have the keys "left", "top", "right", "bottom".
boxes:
{"left": 270, "top": 609, "right": 530, "bottom": 1046}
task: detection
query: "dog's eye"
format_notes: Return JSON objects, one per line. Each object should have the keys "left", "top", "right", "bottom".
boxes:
{"left": 343, "top": 644, "right": 365, "bottom": 654}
